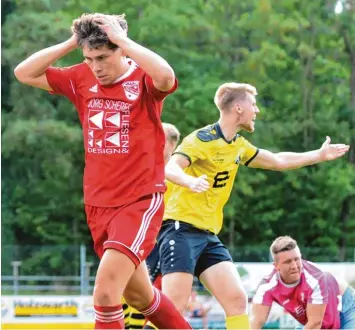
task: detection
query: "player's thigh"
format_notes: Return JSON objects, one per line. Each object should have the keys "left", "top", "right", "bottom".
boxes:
{"left": 158, "top": 221, "right": 205, "bottom": 312}
{"left": 162, "top": 272, "right": 194, "bottom": 313}
{"left": 124, "top": 261, "right": 154, "bottom": 310}
{"left": 158, "top": 220, "right": 207, "bottom": 276}
{"left": 200, "top": 261, "right": 247, "bottom": 314}
{"left": 198, "top": 238, "right": 247, "bottom": 315}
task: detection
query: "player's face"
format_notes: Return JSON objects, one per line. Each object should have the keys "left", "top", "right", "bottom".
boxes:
{"left": 164, "top": 139, "right": 177, "bottom": 165}
{"left": 83, "top": 45, "right": 124, "bottom": 85}
{"left": 239, "top": 93, "right": 259, "bottom": 133}
{"left": 274, "top": 248, "right": 302, "bottom": 284}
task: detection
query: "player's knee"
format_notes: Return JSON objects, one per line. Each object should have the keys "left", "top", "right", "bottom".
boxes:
{"left": 222, "top": 289, "right": 248, "bottom": 315}
{"left": 165, "top": 291, "right": 190, "bottom": 314}
{"left": 93, "top": 284, "right": 114, "bottom": 306}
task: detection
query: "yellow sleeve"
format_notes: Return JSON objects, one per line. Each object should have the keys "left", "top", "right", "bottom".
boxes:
{"left": 173, "top": 133, "right": 207, "bottom": 165}
{"left": 240, "top": 137, "right": 259, "bottom": 166}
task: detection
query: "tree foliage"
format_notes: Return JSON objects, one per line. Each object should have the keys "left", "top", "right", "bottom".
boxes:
{"left": 2, "top": 0, "right": 355, "bottom": 274}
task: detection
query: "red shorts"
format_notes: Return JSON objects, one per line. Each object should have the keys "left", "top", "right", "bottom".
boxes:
{"left": 85, "top": 192, "right": 164, "bottom": 267}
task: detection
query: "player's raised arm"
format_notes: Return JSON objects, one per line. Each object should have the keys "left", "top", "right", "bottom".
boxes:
{"left": 250, "top": 304, "right": 271, "bottom": 330}
{"left": 247, "top": 136, "right": 349, "bottom": 170}
{"left": 14, "top": 35, "right": 78, "bottom": 91}
{"left": 165, "top": 154, "right": 210, "bottom": 193}
{"left": 94, "top": 14, "right": 175, "bottom": 92}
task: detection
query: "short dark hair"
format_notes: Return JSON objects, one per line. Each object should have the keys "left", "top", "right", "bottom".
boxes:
{"left": 270, "top": 236, "right": 298, "bottom": 260}
{"left": 71, "top": 13, "right": 128, "bottom": 49}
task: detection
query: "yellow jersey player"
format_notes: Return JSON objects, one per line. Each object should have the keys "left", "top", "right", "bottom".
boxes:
{"left": 124, "top": 122, "right": 180, "bottom": 329}
{"left": 157, "top": 82, "right": 350, "bottom": 330}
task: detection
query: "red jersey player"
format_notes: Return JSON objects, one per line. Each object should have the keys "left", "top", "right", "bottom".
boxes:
{"left": 14, "top": 13, "right": 191, "bottom": 330}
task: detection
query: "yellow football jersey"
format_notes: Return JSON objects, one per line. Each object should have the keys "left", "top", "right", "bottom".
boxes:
{"left": 164, "top": 123, "right": 258, "bottom": 234}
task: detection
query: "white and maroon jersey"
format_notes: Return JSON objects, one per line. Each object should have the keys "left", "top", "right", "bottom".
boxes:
{"left": 46, "top": 60, "right": 177, "bottom": 207}
{"left": 253, "top": 259, "right": 341, "bottom": 329}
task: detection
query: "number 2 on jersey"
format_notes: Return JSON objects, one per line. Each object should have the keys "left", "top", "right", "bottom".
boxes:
{"left": 213, "top": 171, "right": 230, "bottom": 188}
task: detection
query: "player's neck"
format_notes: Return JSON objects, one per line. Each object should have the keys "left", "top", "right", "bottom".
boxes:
{"left": 113, "top": 58, "right": 131, "bottom": 82}
{"left": 217, "top": 118, "right": 239, "bottom": 141}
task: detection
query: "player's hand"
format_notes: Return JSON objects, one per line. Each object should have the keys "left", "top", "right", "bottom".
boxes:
{"left": 188, "top": 175, "right": 210, "bottom": 193}
{"left": 319, "top": 136, "right": 350, "bottom": 161}
{"left": 94, "top": 14, "right": 127, "bottom": 44}
{"left": 67, "top": 34, "right": 78, "bottom": 49}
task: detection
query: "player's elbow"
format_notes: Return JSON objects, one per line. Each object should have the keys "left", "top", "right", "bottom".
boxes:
{"left": 272, "top": 158, "right": 288, "bottom": 171}
{"left": 153, "top": 67, "right": 175, "bottom": 91}
{"left": 14, "top": 64, "right": 31, "bottom": 84}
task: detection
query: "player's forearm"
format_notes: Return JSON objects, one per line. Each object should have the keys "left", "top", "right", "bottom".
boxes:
{"left": 14, "top": 39, "right": 77, "bottom": 82}
{"left": 165, "top": 162, "right": 194, "bottom": 189}
{"left": 112, "top": 37, "right": 175, "bottom": 87}
{"left": 249, "top": 319, "right": 263, "bottom": 330}
{"left": 304, "top": 320, "right": 322, "bottom": 329}
{"left": 276, "top": 150, "right": 322, "bottom": 170}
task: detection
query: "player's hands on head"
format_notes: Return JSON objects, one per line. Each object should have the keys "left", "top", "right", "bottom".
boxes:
{"left": 189, "top": 174, "right": 210, "bottom": 193}
{"left": 319, "top": 136, "right": 350, "bottom": 161}
{"left": 68, "top": 34, "right": 78, "bottom": 48}
{"left": 94, "top": 14, "right": 127, "bottom": 44}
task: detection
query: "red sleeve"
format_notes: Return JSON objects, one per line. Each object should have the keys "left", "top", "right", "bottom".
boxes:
{"left": 144, "top": 74, "right": 178, "bottom": 101}
{"left": 45, "top": 66, "right": 78, "bottom": 106}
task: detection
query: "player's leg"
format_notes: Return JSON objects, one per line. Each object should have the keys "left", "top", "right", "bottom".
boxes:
{"left": 94, "top": 249, "right": 136, "bottom": 329}
{"left": 118, "top": 194, "right": 191, "bottom": 329}
{"left": 128, "top": 243, "right": 163, "bottom": 329}
{"left": 340, "top": 286, "right": 355, "bottom": 329}
{"left": 85, "top": 205, "right": 131, "bottom": 329}
{"left": 124, "top": 261, "right": 191, "bottom": 329}
{"left": 121, "top": 297, "right": 131, "bottom": 328}
{"left": 158, "top": 221, "right": 206, "bottom": 314}
{"left": 197, "top": 236, "right": 250, "bottom": 330}
{"left": 128, "top": 306, "right": 146, "bottom": 329}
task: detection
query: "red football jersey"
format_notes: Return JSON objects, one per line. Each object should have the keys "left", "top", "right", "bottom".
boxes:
{"left": 46, "top": 60, "right": 178, "bottom": 207}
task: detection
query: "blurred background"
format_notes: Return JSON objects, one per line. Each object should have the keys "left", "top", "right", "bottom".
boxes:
{"left": 1, "top": 0, "right": 355, "bottom": 328}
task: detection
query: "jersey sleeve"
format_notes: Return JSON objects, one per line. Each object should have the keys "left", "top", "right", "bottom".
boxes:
{"left": 252, "top": 281, "right": 275, "bottom": 306}
{"left": 45, "top": 66, "right": 78, "bottom": 106}
{"left": 173, "top": 133, "right": 207, "bottom": 165}
{"left": 239, "top": 137, "right": 259, "bottom": 166}
{"left": 307, "top": 274, "right": 329, "bottom": 304}
{"left": 144, "top": 74, "right": 178, "bottom": 101}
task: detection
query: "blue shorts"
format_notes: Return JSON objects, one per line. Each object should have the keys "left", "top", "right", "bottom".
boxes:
{"left": 146, "top": 244, "right": 161, "bottom": 283}
{"left": 157, "top": 220, "right": 232, "bottom": 278}
{"left": 340, "top": 286, "right": 355, "bottom": 329}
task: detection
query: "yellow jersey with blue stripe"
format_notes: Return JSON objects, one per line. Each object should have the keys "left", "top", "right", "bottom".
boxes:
{"left": 163, "top": 122, "right": 258, "bottom": 234}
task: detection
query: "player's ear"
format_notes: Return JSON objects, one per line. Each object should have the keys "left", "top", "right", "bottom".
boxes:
{"left": 234, "top": 102, "right": 243, "bottom": 114}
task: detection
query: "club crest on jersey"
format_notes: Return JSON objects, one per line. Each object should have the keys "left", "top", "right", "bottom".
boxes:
{"left": 123, "top": 81, "right": 140, "bottom": 101}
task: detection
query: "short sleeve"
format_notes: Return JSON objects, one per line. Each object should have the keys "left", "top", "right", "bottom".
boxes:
{"left": 308, "top": 275, "right": 329, "bottom": 304}
{"left": 173, "top": 134, "right": 207, "bottom": 165}
{"left": 252, "top": 284, "right": 274, "bottom": 306}
{"left": 144, "top": 74, "right": 178, "bottom": 101}
{"left": 239, "top": 137, "right": 259, "bottom": 166}
{"left": 45, "top": 66, "right": 78, "bottom": 105}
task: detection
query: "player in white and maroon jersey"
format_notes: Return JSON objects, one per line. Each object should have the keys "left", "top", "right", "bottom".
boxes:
{"left": 251, "top": 236, "right": 355, "bottom": 329}
{"left": 14, "top": 13, "right": 191, "bottom": 330}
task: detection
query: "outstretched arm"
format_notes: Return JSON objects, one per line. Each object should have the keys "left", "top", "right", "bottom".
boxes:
{"left": 14, "top": 36, "right": 78, "bottom": 90}
{"left": 165, "top": 154, "right": 210, "bottom": 193}
{"left": 250, "top": 304, "right": 271, "bottom": 330}
{"left": 304, "top": 303, "right": 326, "bottom": 329}
{"left": 94, "top": 15, "right": 175, "bottom": 92}
{"left": 248, "top": 136, "right": 350, "bottom": 170}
